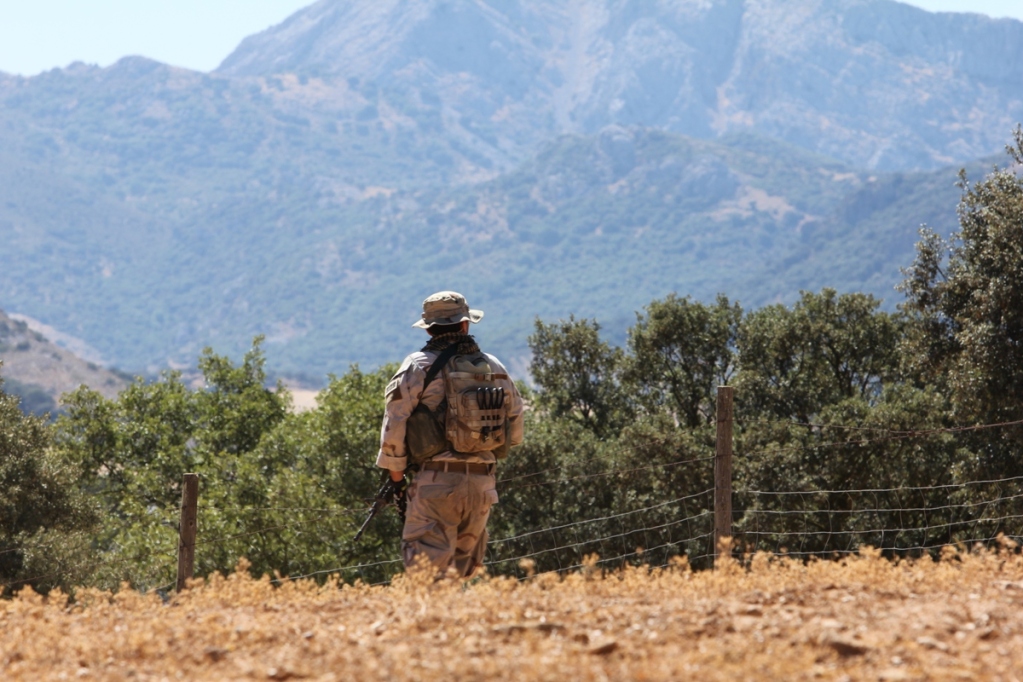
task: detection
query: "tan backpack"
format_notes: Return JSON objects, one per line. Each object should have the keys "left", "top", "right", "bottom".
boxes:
{"left": 441, "top": 352, "right": 508, "bottom": 454}
{"left": 405, "top": 347, "right": 510, "bottom": 464}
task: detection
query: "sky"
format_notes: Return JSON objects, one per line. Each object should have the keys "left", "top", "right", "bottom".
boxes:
{"left": 1, "top": 0, "right": 1022, "bottom": 76}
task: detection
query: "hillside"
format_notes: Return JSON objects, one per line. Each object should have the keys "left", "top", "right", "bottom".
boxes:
{"left": 0, "top": 309, "right": 129, "bottom": 415}
{"left": 0, "top": 125, "right": 975, "bottom": 376}
{"left": 0, "top": 0, "right": 1017, "bottom": 377}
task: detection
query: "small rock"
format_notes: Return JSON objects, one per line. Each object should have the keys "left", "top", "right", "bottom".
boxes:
{"left": 823, "top": 635, "right": 869, "bottom": 657}
{"left": 491, "top": 624, "right": 526, "bottom": 636}
{"left": 915, "top": 636, "right": 948, "bottom": 652}
{"left": 204, "top": 647, "right": 229, "bottom": 662}
{"left": 491, "top": 621, "right": 563, "bottom": 636}
{"left": 978, "top": 627, "right": 999, "bottom": 640}
{"left": 588, "top": 639, "right": 619, "bottom": 655}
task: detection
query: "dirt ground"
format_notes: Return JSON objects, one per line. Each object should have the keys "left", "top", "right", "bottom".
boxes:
{"left": 2, "top": 547, "right": 1022, "bottom": 681}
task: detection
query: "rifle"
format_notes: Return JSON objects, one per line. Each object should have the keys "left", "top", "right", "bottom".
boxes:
{"left": 353, "top": 472, "right": 408, "bottom": 542}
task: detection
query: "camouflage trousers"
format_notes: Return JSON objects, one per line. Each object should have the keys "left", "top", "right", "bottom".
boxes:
{"left": 401, "top": 469, "right": 499, "bottom": 578}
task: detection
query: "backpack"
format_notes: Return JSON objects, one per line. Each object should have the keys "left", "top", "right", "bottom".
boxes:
{"left": 405, "top": 346, "right": 510, "bottom": 465}
{"left": 441, "top": 352, "right": 508, "bottom": 455}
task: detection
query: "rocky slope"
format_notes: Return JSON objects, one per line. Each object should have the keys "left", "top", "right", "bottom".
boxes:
{"left": 220, "top": 0, "right": 1023, "bottom": 171}
{"left": 0, "top": 310, "right": 130, "bottom": 415}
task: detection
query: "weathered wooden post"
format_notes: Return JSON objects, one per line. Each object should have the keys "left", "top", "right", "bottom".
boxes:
{"left": 714, "top": 386, "right": 734, "bottom": 567}
{"left": 176, "top": 473, "right": 199, "bottom": 591}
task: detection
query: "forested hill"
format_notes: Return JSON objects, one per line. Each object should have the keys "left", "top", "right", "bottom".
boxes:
{"left": 0, "top": 0, "right": 1018, "bottom": 378}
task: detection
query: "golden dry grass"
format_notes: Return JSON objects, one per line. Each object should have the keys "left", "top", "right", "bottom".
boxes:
{"left": 3, "top": 546, "right": 1023, "bottom": 682}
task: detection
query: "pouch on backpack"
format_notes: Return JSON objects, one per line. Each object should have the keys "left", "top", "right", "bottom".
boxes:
{"left": 443, "top": 354, "right": 509, "bottom": 454}
{"left": 406, "top": 402, "right": 450, "bottom": 464}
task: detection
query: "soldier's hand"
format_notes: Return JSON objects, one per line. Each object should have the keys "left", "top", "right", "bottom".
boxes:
{"left": 385, "top": 476, "right": 407, "bottom": 503}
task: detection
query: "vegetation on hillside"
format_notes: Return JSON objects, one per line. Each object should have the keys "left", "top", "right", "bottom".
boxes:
{"left": 0, "top": 116, "right": 972, "bottom": 376}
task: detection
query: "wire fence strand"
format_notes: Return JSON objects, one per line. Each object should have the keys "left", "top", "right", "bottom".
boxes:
{"left": 489, "top": 489, "right": 714, "bottom": 546}
{"left": 497, "top": 455, "right": 716, "bottom": 492}
{"left": 736, "top": 418, "right": 1023, "bottom": 460}
{"left": 487, "top": 510, "right": 713, "bottom": 567}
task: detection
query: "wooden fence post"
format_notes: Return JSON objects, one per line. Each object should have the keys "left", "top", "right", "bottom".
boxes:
{"left": 176, "top": 473, "right": 199, "bottom": 591}
{"left": 714, "top": 386, "right": 734, "bottom": 567}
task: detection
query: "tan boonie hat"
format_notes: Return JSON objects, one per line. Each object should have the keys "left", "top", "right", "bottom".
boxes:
{"left": 412, "top": 291, "right": 484, "bottom": 329}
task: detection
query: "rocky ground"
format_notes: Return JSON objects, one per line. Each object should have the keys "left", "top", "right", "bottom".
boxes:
{"left": 2, "top": 546, "right": 1022, "bottom": 681}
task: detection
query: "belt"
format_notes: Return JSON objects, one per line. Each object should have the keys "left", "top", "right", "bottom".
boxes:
{"left": 422, "top": 461, "right": 494, "bottom": 475}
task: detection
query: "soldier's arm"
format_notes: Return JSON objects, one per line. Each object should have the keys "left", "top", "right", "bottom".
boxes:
{"left": 505, "top": 380, "right": 525, "bottom": 447}
{"left": 376, "top": 356, "right": 428, "bottom": 473}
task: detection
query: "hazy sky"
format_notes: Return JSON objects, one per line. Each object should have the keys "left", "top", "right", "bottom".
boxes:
{"left": 1, "top": 0, "right": 1022, "bottom": 76}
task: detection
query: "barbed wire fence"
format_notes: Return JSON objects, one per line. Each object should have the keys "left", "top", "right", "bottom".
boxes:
{"left": 729, "top": 412, "right": 1023, "bottom": 561}
{"left": 163, "top": 388, "right": 1018, "bottom": 593}
{"left": 83, "top": 387, "right": 1023, "bottom": 593}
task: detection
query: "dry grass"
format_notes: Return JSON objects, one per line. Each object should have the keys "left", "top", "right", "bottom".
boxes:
{"left": 3, "top": 546, "right": 1023, "bottom": 681}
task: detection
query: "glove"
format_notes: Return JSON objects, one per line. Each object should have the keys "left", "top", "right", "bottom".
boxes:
{"left": 376, "top": 477, "right": 400, "bottom": 501}
{"left": 388, "top": 477, "right": 407, "bottom": 501}
{"left": 388, "top": 477, "right": 409, "bottom": 523}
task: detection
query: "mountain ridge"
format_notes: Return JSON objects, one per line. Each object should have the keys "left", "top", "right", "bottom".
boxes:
{"left": 218, "top": 0, "right": 1023, "bottom": 171}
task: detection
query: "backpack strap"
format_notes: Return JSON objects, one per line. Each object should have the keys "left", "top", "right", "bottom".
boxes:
{"left": 421, "top": 343, "right": 461, "bottom": 395}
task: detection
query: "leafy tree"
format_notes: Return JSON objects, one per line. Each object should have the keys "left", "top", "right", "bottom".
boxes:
{"left": 625, "top": 294, "right": 741, "bottom": 428}
{"left": 52, "top": 339, "right": 394, "bottom": 588}
{"left": 732, "top": 383, "right": 966, "bottom": 557}
{"left": 0, "top": 373, "right": 99, "bottom": 594}
{"left": 901, "top": 127, "right": 1023, "bottom": 438}
{"left": 528, "top": 316, "right": 631, "bottom": 438}
{"left": 899, "top": 128, "right": 1023, "bottom": 489}
{"left": 193, "top": 342, "right": 289, "bottom": 457}
{"left": 194, "top": 364, "right": 399, "bottom": 585}
{"left": 736, "top": 289, "right": 904, "bottom": 424}
{"left": 488, "top": 408, "right": 714, "bottom": 575}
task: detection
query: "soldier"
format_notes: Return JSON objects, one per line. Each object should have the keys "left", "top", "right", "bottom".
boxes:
{"left": 377, "top": 291, "right": 524, "bottom": 578}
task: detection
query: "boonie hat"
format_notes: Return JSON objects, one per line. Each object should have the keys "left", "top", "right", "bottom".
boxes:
{"left": 412, "top": 291, "right": 484, "bottom": 329}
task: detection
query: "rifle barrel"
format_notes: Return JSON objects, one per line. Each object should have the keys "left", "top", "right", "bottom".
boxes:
{"left": 353, "top": 498, "right": 386, "bottom": 542}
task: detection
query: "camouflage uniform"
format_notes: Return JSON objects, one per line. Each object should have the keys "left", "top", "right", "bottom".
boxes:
{"left": 377, "top": 292, "right": 524, "bottom": 577}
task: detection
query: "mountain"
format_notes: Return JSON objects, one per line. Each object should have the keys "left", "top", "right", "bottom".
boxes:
{"left": 219, "top": 0, "right": 1023, "bottom": 171}
{"left": 0, "top": 0, "right": 1016, "bottom": 379}
{"left": 0, "top": 309, "right": 130, "bottom": 415}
